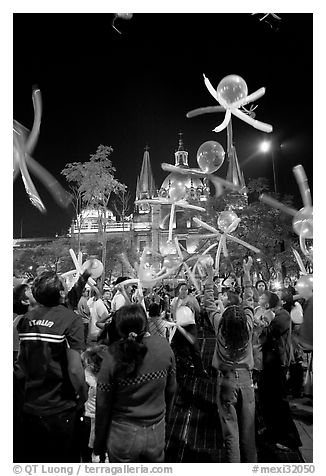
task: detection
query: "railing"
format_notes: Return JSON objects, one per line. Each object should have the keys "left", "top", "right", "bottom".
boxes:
{"left": 71, "top": 221, "right": 152, "bottom": 233}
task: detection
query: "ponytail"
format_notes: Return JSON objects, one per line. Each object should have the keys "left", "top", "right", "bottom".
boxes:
{"left": 109, "top": 304, "right": 148, "bottom": 378}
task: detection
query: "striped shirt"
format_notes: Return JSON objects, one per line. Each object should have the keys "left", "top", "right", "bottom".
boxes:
{"left": 17, "top": 304, "right": 85, "bottom": 416}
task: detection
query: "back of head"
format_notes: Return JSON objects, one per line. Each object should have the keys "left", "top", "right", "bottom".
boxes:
{"left": 148, "top": 302, "right": 160, "bottom": 318}
{"left": 226, "top": 290, "right": 241, "bottom": 306}
{"left": 32, "top": 271, "right": 64, "bottom": 307}
{"left": 280, "top": 289, "right": 294, "bottom": 312}
{"left": 263, "top": 290, "right": 280, "bottom": 310}
{"left": 111, "top": 304, "right": 148, "bottom": 378}
{"left": 115, "top": 304, "right": 148, "bottom": 338}
{"left": 13, "top": 284, "right": 29, "bottom": 315}
{"left": 219, "top": 305, "right": 250, "bottom": 359}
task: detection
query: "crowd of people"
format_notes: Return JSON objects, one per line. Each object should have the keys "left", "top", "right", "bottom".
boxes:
{"left": 13, "top": 258, "right": 313, "bottom": 463}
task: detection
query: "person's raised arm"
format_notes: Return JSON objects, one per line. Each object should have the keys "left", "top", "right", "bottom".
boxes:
{"left": 203, "top": 263, "right": 223, "bottom": 328}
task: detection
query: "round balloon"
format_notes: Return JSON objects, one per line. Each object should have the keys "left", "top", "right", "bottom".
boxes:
{"left": 139, "top": 267, "right": 156, "bottom": 288}
{"left": 295, "top": 274, "right": 313, "bottom": 299}
{"left": 216, "top": 75, "right": 248, "bottom": 107}
{"left": 82, "top": 259, "right": 104, "bottom": 279}
{"left": 218, "top": 210, "right": 239, "bottom": 233}
{"left": 197, "top": 141, "right": 225, "bottom": 174}
{"left": 169, "top": 180, "right": 187, "bottom": 202}
{"left": 292, "top": 207, "right": 313, "bottom": 239}
{"left": 176, "top": 305, "right": 196, "bottom": 327}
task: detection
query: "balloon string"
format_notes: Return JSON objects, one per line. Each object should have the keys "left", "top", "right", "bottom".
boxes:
{"left": 260, "top": 194, "right": 298, "bottom": 217}
{"left": 293, "top": 165, "right": 312, "bottom": 208}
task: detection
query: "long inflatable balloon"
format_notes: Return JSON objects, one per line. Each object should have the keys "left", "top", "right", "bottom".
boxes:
{"left": 14, "top": 87, "right": 72, "bottom": 212}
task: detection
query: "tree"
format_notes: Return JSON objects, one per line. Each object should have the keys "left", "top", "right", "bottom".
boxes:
{"left": 110, "top": 189, "right": 132, "bottom": 232}
{"left": 61, "top": 145, "right": 126, "bottom": 286}
{"left": 13, "top": 238, "right": 71, "bottom": 275}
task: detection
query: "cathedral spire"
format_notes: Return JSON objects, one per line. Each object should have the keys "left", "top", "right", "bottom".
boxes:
{"left": 178, "top": 132, "right": 184, "bottom": 151}
{"left": 224, "top": 119, "right": 248, "bottom": 210}
{"left": 136, "top": 146, "right": 156, "bottom": 200}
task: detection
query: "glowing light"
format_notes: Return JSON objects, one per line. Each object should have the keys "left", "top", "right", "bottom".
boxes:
{"left": 260, "top": 140, "right": 271, "bottom": 153}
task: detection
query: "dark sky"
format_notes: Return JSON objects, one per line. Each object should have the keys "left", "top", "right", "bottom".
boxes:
{"left": 13, "top": 13, "right": 313, "bottom": 238}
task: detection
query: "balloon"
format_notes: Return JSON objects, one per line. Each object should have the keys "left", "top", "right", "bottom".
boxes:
{"left": 292, "top": 206, "right": 313, "bottom": 239}
{"left": 138, "top": 267, "right": 156, "bottom": 287}
{"left": 216, "top": 75, "right": 248, "bottom": 106}
{"left": 82, "top": 259, "right": 104, "bottom": 279}
{"left": 198, "top": 255, "right": 214, "bottom": 267}
{"left": 163, "top": 254, "right": 182, "bottom": 270}
{"left": 196, "top": 141, "right": 225, "bottom": 173}
{"left": 218, "top": 210, "right": 239, "bottom": 233}
{"left": 176, "top": 305, "right": 196, "bottom": 327}
{"left": 169, "top": 180, "right": 187, "bottom": 202}
{"left": 115, "top": 13, "right": 133, "bottom": 19}
{"left": 295, "top": 274, "right": 313, "bottom": 299}
{"left": 203, "top": 74, "right": 272, "bottom": 133}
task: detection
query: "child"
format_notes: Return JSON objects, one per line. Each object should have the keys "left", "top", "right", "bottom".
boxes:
{"left": 81, "top": 345, "right": 108, "bottom": 462}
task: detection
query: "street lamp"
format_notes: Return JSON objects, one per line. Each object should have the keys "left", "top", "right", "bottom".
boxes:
{"left": 260, "top": 140, "right": 277, "bottom": 194}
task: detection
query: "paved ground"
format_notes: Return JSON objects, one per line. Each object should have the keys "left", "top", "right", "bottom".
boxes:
{"left": 165, "top": 329, "right": 313, "bottom": 463}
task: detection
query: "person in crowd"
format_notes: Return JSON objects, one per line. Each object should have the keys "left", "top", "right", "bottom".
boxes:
{"left": 93, "top": 304, "right": 176, "bottom": 462}
{"left": 147, "top": 302, "right": 167, "bottom": 339}
{"left": 77, "top": 287, "right": 91, "bottom": 344}
{"left": 87, "top": 287, "right": 110, "bottom": 344}
{"left": 296, "top": 280, "right": 313, "bottom": 351}
{"left": 16, "top": 271, "right": 87, "bottom": 463}
{"left": 80, "top": 344, "right": 108, "bottom": 463}
{"left": 209, "top": 289, "right": 240, "bottom": 333}
{"left": 102, "top": 287, "right": 112, "bottom": 312}
{"left": 203, "top": 257, "right": 257, "bottom": 463}
{"left": 111, "top": 276, "right": 133, "bottom": 312}
{"left": 278, "top": 289, "right": 304, "bottom": 398}
{"left": 170, "top": 283, "right": 208, "bottom": 378}
{"left": 213, "top": 275, "right": 221, "bottom": 300}
{"left": 258, "top": 292, "right": 301, "bottom": 450}
{"left": 13, "top": 283, "right": 38, "bottom": 364}
{"left": 253, "top": 279, "right": 268, "bottom": 308}
{"left": 251, "top": 291, "right": 275, "bottom": 383}
{"left": 13, "top": 282, "right": 39, "bottom": 462}
{"left": 283, "top": 276, "right": 296, "bottom": 296}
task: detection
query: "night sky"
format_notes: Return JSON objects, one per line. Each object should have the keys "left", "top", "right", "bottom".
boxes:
{"left": 13, "top": 12, "right": 313, "bottom": 238}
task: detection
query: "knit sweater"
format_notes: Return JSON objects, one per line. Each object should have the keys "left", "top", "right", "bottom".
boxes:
{"left": 94, "top": 334, "right": 176, "bottom": 455}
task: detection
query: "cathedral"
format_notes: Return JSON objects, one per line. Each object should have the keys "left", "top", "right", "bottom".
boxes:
{"left": 68, "top": 125, "right": 247, "bottom": 257}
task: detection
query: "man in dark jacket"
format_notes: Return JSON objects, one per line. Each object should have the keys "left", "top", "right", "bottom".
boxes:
{"left": 259, "top": 292, "right": 301, "bottom": 450}
{"left": 16, "top": 271, "right": 87, "bottom": 463}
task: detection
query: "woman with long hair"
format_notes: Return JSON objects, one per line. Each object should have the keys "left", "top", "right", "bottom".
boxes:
{"left": 204, "top": 258, "right": 257, "bottom": 463}
{"left": 93, "top": 304, "right": 176, "bottom": 463}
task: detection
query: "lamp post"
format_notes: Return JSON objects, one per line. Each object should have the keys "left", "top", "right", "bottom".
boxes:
{"left": 260, "top": 140, "right": 277, "bottom": 194}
